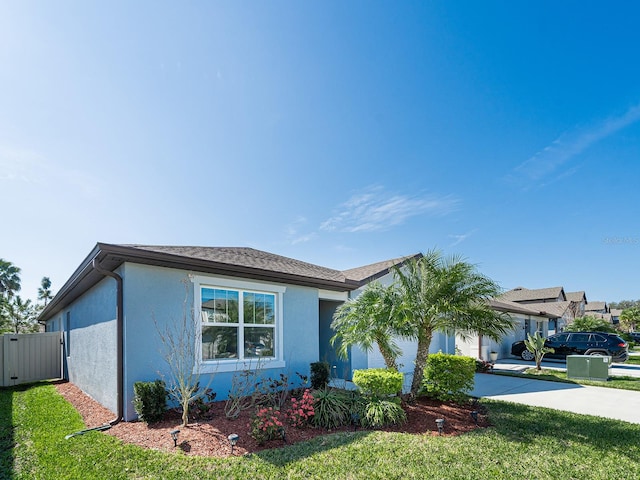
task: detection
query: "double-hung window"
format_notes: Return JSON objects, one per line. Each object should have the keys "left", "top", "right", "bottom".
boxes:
{"left": 194, "top": 276, "right": 285, "bottom": 372}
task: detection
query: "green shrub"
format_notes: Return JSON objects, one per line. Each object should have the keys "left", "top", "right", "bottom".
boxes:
{"left": 421, "top": 353, "right": 476, "bottom": 402}
{"left": 564, "top": 316, "right": 616, "bottom": 333}
{"left": 360, "top": 397, "right": 407, "bottom": 428}
{"left": 312, "top": 388, "right": 351, "bottom": 429}
{"left": 133, "top": 380, "right": 167, "bottom": 423}
{"left": 352, "top": 368, "right": 403, "bottom": 397}
{"left": 310, "top": 362, "right": 330, "bottom": 390}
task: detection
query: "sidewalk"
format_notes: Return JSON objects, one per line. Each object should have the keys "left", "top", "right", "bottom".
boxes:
{"left": 470, "top": 372, "right": 640, "bottom": 424}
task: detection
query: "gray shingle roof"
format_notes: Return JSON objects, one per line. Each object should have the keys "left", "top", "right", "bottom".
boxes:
{"left": 38, "top": 242, "right": 419, "bottom": 321}
{"left": 566, "top": 291, "right": 587, "bottom": 302}
{"left": 123, "top": 245, "right": 349, "bottom": 283}
{"left": 489, "top": 299, "right": 560, "bottom": 318}
{"left": 587, "top": 312, "right": 613, "bottom": 322}
{"left": 342, "top": 254, "right": 421, "bottom": 283}
{"left": 517, "top": 301, "right": 573, "bottom": 318}
{"left": 498, "top": 286, "right": 566, "bottom": 303}
{"left": 585, "top": 301, "right": 608, "bottom": 312}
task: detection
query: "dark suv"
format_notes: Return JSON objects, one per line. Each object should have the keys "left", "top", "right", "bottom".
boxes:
{"left": 511, "top": 332, "right": 628, "bottom": 363}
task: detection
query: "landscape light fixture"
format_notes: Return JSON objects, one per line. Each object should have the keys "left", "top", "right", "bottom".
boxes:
{"left": 351, "top": 412, "right": 360, "bottom": 431}
{"left": 228, "top": 433, "right": 239, "bottom": 454}
{"left": 435, "top": 418, "right": 445, "bottom": 435}
{"left": 471, "top": 410, "right": 479, "bottom": 425}
{"left": 170, "top": 429, "right": 180, "bottom": 447}
{"left": 278, "top": 427, "right": 287, "bottom": 443}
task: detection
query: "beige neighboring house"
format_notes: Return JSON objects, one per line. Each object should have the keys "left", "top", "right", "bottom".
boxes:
{"left": 456, "top": 298, "right": 558, "bottom": 361}
{"left": 497, "top": 286, "right": 577, "bottom": 333}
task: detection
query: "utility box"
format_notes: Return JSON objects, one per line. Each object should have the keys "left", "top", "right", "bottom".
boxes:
{"left": 566, "top": 355, "right": 611, "bottom": 381}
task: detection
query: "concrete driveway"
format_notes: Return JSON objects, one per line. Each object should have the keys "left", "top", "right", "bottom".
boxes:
{"left": 490, "top": 355, "right": 640, "bottom": 378}
{"left": 470, "top": 372, "right": 640, "bottom": 424}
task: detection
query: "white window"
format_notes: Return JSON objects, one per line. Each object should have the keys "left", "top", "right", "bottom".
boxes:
{"left": 192, "top": 276, "right": 285, "bottom": 373}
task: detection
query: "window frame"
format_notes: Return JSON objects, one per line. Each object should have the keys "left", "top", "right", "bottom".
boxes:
{"left": 192, "top": 275, "right": 286, "bottom": 373}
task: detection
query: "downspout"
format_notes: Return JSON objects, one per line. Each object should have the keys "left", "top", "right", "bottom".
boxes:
{"left": 92, "top": 259, "right": 124, "bottom": 426}
{"left": 65, "top": 259, "right": 124, "bottom": 440}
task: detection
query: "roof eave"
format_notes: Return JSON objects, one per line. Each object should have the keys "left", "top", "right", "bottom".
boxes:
{"left": 38, "top": 243, "right": 359, "bottom": 321}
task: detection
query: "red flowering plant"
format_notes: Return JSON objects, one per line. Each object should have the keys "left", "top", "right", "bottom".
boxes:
{"left": 249, "top": 406, "right": 285, "bottom": 444}
{"left": 286, "top": 389, "right": 315, "bottom": 428}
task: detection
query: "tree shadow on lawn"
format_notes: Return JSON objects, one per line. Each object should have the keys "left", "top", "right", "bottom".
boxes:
{"left": 0, "top": 386, "right": 15, "bottom": 479}
{"left": 486, "top": 400, "right": 640, "bottom": 464}
{"left": 0, "top": 381, "right": 56, "bottom": 480}
{"left": 250, "top": 429, "right": 373, "bottom": 467}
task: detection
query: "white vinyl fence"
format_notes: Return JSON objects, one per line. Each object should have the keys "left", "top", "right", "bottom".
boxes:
{"left": 1, "top": 332, "right": 63, "bottom": 387}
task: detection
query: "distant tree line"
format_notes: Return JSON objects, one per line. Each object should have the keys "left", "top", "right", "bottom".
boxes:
{"left": 609, "top": 299, "right": 640, "bottom": 310}
{"left": 0, "top": 258, "right": 53, "bottom": 334}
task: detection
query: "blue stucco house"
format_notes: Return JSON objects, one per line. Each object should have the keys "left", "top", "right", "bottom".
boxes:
{"left": 40, "top": 243, "right": 454, "bottom": 422}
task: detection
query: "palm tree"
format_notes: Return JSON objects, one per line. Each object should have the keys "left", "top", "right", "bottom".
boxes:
{"left": 0, "top": 259, "right": 21, "bottom": 299}
{"left": 393, "top": 251, "right": 514, "bottom": 396}
{"left": 620, "top": 307, "right": 640, "bottom": 332}
{"left": 38, "top": 277, "right": 53, "bottom": 306}
{"left": 331, "top": 281, "right": 408, "bottom": 370}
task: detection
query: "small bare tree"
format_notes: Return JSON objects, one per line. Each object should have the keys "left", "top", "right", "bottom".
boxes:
{"left": 155, "top": 279, "right": 214, "bottom": 427}
{"left": 224, "top": 358, "right": 264, "bottom": 419}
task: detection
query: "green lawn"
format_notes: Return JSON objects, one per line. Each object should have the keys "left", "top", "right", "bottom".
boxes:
{"left": 626, "top": 355, "right": 640, "bottom": 366}
{"left": 2, "top": 382, "right": 640, "bottom": 479}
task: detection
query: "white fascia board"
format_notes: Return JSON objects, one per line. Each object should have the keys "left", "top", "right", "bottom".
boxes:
{"left": 318, "top": 289, "right": 349, "bottom": 301}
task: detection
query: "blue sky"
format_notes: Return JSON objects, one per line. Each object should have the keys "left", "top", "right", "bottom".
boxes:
{"left": 2, "top": 1, "right": 639, "bottom": 304}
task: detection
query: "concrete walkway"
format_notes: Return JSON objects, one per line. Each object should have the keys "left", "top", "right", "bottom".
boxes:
{"left": 470, "top": 372, "right": 640, "bottom": 424}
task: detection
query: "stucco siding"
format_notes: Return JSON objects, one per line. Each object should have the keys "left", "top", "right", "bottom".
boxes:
{"left": 121, "top": 263, "right": 321, "bottom": 420}
{"left": 281, "top": 284, "right": 320, "bottom": 379}
{"left": 121, "top": 263, "right": 192, "bottom": 420}
{"left": 62, "top": 275, "right": 118, "bottom": 414}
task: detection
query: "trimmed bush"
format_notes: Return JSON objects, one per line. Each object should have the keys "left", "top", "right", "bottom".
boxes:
{"left": 352, "top": 368, "right": 403, "bottom": 397}
{"left": 133, "top": 380, "right": 167, "bottom": 423}
{"left": 421, "top": 353, "right": 476, "bottom": 402}
{"left": 310, "top": 362, "right": 330, "bottom": 390}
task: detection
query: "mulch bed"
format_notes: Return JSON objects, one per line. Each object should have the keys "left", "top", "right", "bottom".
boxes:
{"left": 55, "top": 382, "right": 488, "bottom": 458}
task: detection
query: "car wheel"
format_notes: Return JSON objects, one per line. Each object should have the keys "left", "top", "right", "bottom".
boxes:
{"left": 588, "top": 351, "right": 606, "bottom": 356}
{"left": 520, "top": 349, "right": 535, "bottom": 361}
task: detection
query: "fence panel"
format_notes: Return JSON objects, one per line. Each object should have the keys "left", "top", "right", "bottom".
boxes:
{"left": 2, "top": 332, "right": 63, "bottom": 387}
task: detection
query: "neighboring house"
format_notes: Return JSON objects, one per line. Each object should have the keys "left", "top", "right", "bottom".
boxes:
{"left": 499, "top": 286, "right": 567, "bottom": 304}
{"left": 39, "top": 243, "right": 424, "bottom": 421}
{"left": 456, "top": 299, "right": 558, "bottom": 361}
{"left": 585, "top": 301, "right": 609, "bottom": 315}
{"left": 565, "top": 291, "right": 588, "bottom": 318}
{"left": 582, "top": 301, "right": 613, "bottom": 324}
{"left": 497, "top": 286, "right": 575, "bottom": 333}
{"left": 611, "top": 309, "right": 623, "bottom": 325}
